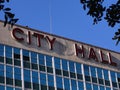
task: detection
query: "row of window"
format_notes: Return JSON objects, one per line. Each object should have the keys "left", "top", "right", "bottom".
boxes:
{"left": 0, "top": 44, "right": 120, "bottom": 90}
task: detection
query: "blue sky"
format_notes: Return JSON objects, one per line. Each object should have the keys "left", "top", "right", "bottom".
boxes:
{"left": 0, "top": 0, "right": 120, "bottom": 52}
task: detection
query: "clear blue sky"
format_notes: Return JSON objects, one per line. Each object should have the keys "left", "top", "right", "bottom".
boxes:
{"left": 0, "top": 0, "right": 120, "bottom": 52}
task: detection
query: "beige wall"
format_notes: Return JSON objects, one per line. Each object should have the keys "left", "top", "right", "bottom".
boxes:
{"left": 0, "top": 21, "right": 120, "bottom": 72}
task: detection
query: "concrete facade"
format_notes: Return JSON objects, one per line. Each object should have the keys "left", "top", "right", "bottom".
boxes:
{"left": 0, "top": 21, "right": 120, "bottom": 73}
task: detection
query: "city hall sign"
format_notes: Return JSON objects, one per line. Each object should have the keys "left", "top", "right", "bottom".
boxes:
{"left": 11, "top": 28, "right": 117, "bottom": 66}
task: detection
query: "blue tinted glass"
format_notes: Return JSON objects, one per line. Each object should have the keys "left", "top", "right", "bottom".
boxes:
{"left": 103, "top": 69, "right": 109, "bottom": 80}
{"left": 110, "top": 71, "right": 116, "bottom": 82}
{"left": 14, "top": 67, "right": 21, "bottom": 80}
{"left": 46, "top": 55, "right": 52, "bottom": 67}
{"left": 0, "top": 85, "right": 5, "bottom": 90}
{"left": 99, "top": 86, "right": 105, "bottom": 90}
{"left": 54, "top": 57, "right": 61, "bottom": 69}
{"left": 56, "top": 76, "right": 63, "bottom": 89}
{"left": 6, "top": 46, "right": 12, "bottom": 58}
{"left": 6, "top": 86, "right": 14, "bottom": 90}
{"left": 97, "top": 68, "right": 103, "bottom": 78}
{"left": 15, "top": 88, "right": 22, "bottom": 90}
{"left": 76, "top": 63, "right": 82, "bottom": 74}
{"left": 0, "top": 44, "right": 4, "bottom": 56}
{"left": 71, "top": 79, "right": 77, "bottom": 90}
{"left": 40, "top": 73, "right": 46, "bottom": 85}
{"left": 117, "top": 73, "right": 120, "bottom": 78}
{"left": 69, "top": 61, "right": 75, "bottom": 72}
{"left": 86, "top": 83, "right": 92, "bottom": 90}
{"left": 39, "top": 54, "right": 45, "bottom": 65}
{"left": 14, "top": 48, "right": 20, "bottom": 54}
{"left": 48, "top": 74, "right": 54, "bottom": 86}
{"left": 0, "top": 64, "right": 4, "bottom": 76}
{"left": 62, "top": 59, "right": 68, "bottom": 71}
{"left": 31, "top": 52, "right": 37, "bottom": 63}
{"left": 32, "top": 71, "right": 38, "bottom": 83}
{"left": 24, "top": 69, "right": 30, "bottom": 82}
{"left": 6, "top": 65, "right": 13, "bottom": 78}
{"left": 84, "top": 65, "right": 90, "bottom": 75}
{"left": 23, "top": 49, "right": 29, "bottom": 56}
{"left": 106, "top": 87, "right": 111, "bottom": 90}
{"left": 93, "top": 84, "right": 98, "bottom": 90}
{"left": 64, "top": 78, "right": 70, "bottom": 90}
{"left": 78, "top": 81, "right": 84, "bottom": 90}
{"left": 90, "top": 66, "right": 96, "bottom": 77}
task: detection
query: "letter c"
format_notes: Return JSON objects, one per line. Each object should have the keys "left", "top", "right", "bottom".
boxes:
{"left": 12, "top": 28, "right": 24, "bottom": 41}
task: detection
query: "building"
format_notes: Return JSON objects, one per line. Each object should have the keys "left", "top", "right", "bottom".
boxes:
{"left": 0, "top": 21, "right": 120, "bottom": 90}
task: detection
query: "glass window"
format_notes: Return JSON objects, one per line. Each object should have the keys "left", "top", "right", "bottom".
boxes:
{"left": 106, "top": 87, "right": 111, "bottom": 90}
{"left": 76, "top": 63, "right": 82, "bottom": 74}
{"left": 69, "top": 61, "right": 75, "bottom": 72}
{"left": 14, "top": 67, "right": 21, "bottom": 80}
{"left": 0, "top": 64, "right": 4, "bottom": 76}
{"left": 6, "top": 86, "right": 14, "bottom": 90}
{"left": 64, "top": 78, "right": 70, "bottom": 90}
{"left": 0, "top": 44, "right": 4, "bottom": 57}
{"left": 93, "top": 84, "right": 98, "bottom": 90}
{"left": 78, "top": 81, "right": 84, "bottom": 90}
{"left": 31, "top": 52, "right": 37, "bottom": 64}
{"left": 5, "top": 46, "right": 12, "bottom": 58}
{"left": 90, "top": 66, "right": 96, "bottom": 77}
{"left": 110, "top": 71, "right": 116, "bottom": 82}
{"left": 99, "top": 86, "right": 105, "bottom": 90}
{"left": 97, "top": 68, "right": 103, "bottom": 79}
{"left": 14, "top": 48, "right": 20, "bottom": 59}
{"left": 46, "top": 55, "right": 52, "bottom": 67}
{"left": 71, "top": 79, "right": 77, "bottom": 90}
{"left": 0, "top": 85, "right": 5, "bottom": 90}
{"left": 48, "top": 74, "right": 54, "bottom": 87}
{"left": 56, "top": 76, "right": 63, "bottom": 89}
{"left": 54, "top": 57, "right": 61, "bottom": 69}
{"left": 6, "top": 65, "right": 13, "bottom": 78}
{"left": 86, "top": 83, "right": 92, "bottom": 90}
{"left": 24, "top": 69, "right": 31, "bottom": 82}
{"left": 62, "top": 59, "right": 68, "bottom": 71}
{"left": 23, "top": 50, "right": 29, "bottom": 61}
{"left": 15, "top": 88, "right": 22, "bottom": 90}
{"left": 103, "top": 69, "right": 109, "bottom": 80}
{"left": 84, "top": 65, "right": 90, "bottom": 76}
{"left": 39, "top": 54, "right": 45, "bottom": 65}
{"left": 32, "top": 71, "right": 38, "bottom": 83}
{"left": 40, "top": 73, "right": 46, "bottom": 85}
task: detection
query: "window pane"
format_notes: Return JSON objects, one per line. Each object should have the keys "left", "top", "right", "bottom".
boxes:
{"left": 71, "top": 79, "right": 77, "bottom": 90}
{"left": 24, "top": 69, "right": 31, "bottom": 82}
{"left": 62, "top": 59, "right": 68, "bottom": 71}
{"left": 40, "top": 73, "right": 46, "bottom": 85}
{"left": 5, "top": 46, "right": 12, "bottom": 58}
{"left": 56, "top": 76, "right": 63, "bottom": 89}
{"left": 97, "top": 68, "right": 103, "bottom": 79}
{"left": 54, "top": 57, "right": 61, "bottom": 69}
{"left": 46, "top": 55, "right": 52, "bottom": 67}
{"left": 64, "top": 78, "right": 70, "bottom": 90}
{"left": 31, "top": 52, "right": 37, "bottom": 64}
{"left": 76, "top": 63, "right": 82, "bottom": 74}
{"left": 6, "top": 65, "right": 13, "bottom": 78}
{"left": 84, "top": 65, "right": 90, "bottom": 76}
{"left": 69, "top": 61, "right": 75, "bottom": 72}
{"left": 48, "top": 74, "right": 54, "bottom": 87}
{"left": 90, "top": 66, "right": 96, "bottom": 77}
{"left": 78, "top": 81, "right": 84, "bottom": 90}
{"left": 14, "top": 67, "right": 21, "bottom": 80}
{"left": 86, "top": 83, "right": 92, "bottom": 90}
{"left": 32, "top": 71, "right": 38, "bottom": 83}
{"left": 39, "top": 54, "right": 45, "bottom": 65}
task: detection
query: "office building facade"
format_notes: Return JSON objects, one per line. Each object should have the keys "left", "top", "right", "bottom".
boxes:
{"left": 0, "top": 21, "right": 120, "bottom": 90}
